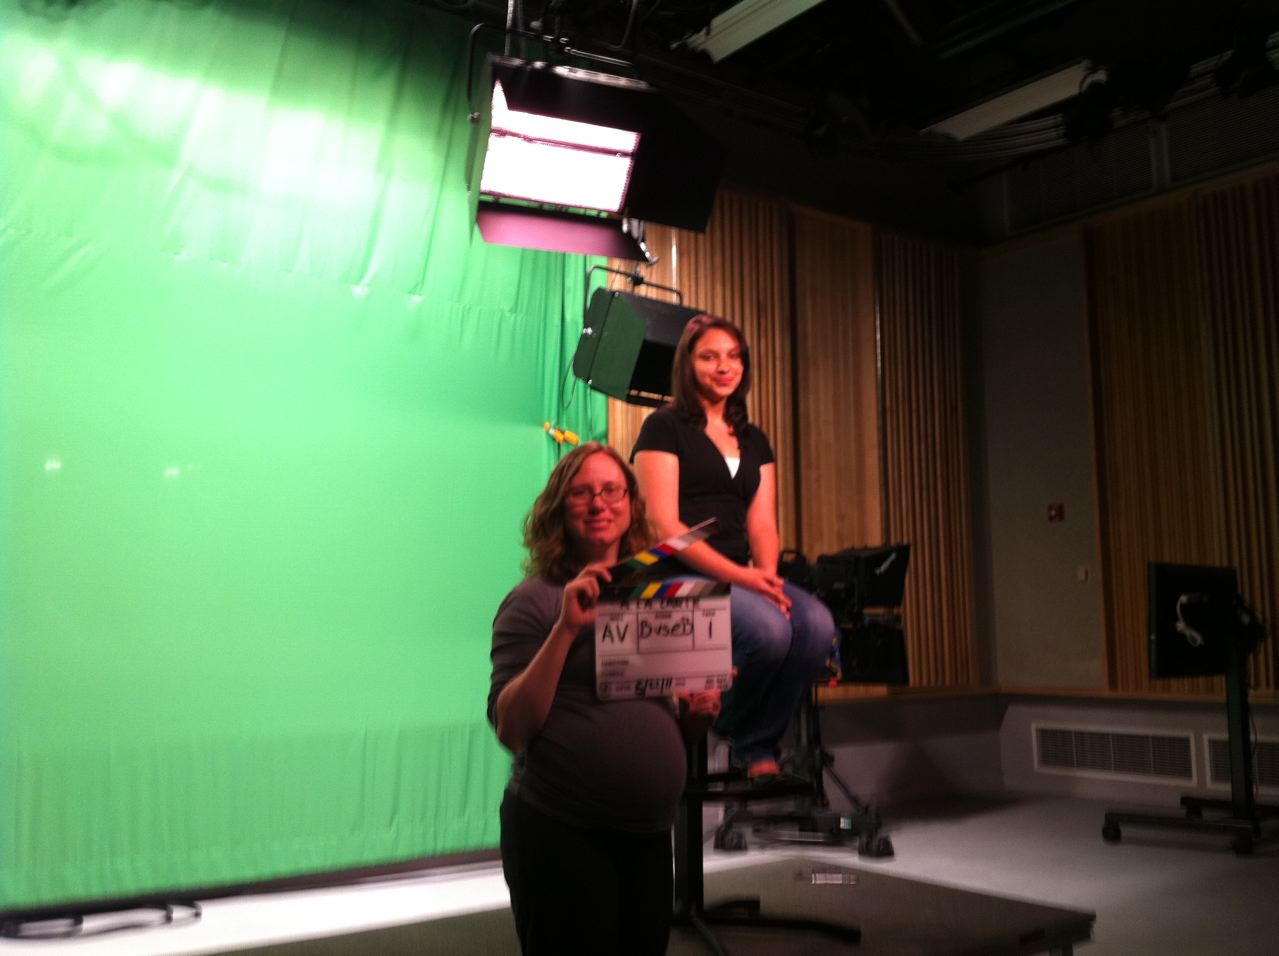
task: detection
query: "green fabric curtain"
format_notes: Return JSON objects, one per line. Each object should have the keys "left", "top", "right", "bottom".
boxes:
{"left": 0, "top": 0, "right": 602, "bottom": 909}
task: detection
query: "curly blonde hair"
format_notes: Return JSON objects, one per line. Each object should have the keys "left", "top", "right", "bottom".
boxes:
{"left": 523, "top": 442, "right": 654, "bottom": 583}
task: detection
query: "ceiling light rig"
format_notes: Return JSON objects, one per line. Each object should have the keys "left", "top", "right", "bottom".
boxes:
{"left": 465, "top": 26, "right": 724, "bottom": 262}
{"left": 683, "top": 0, "right": 826, "bottom": 63}
{"left": 913, "top": 30, "right": 1279, "bottom": 163}
{"left": 924, "top": 61, "right": 1103, "bottom": 141}
{"left": 1213, "top": 27, "right": 1279, "bottom": 97}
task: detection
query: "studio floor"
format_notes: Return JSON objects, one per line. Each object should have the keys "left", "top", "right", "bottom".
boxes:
{"left": 5, "top": 794, "right": 1278, "bottom": 955}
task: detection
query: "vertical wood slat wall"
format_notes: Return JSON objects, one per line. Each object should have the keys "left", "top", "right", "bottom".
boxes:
{"left": 876, "top": 233, "right": 979, "bottom": 687}
{"left": 791, "top": 211, "right": 882, "bottom": 556}
{"left": 1197, "top": 175, "right": 1279, "bottom": 693}
{"left": 1088, "top": 202, "right": 1222, "bottom": 694}
{"left": 1087, "top": 169, "right": 1278, "bottom": 694}
{"left": 606, "top": 189, "right": 978, "bottom": 689}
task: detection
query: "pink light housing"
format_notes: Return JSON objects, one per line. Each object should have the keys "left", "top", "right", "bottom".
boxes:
{"left": 479, "top": 81, "right": 641, "bottom": 213}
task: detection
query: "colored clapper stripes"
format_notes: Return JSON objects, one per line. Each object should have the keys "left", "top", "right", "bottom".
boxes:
{"left": 622, "top": 577, "right": 729, "bottom": 601}
{"left": 607, "top": 518, "right": 717, "bottom": 580}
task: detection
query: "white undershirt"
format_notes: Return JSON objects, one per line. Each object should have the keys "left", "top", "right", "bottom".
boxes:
{"left": 724, "top": 455, "right": 740, "bottom": 478}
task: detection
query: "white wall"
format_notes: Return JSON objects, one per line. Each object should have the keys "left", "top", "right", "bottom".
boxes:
{"left": 999, "top": 695, "right": 1279, "bottom": 804}
{"left": 816, "top": 695, "right": 1277, "bottom": 810}
{"left": 976, "top": 231, "right": 1105, "bottom": 689}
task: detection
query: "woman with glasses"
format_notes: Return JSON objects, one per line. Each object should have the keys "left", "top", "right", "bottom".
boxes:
{"left": 632, "top": 315, "right": 835, "bottom": 780}
{"left": 489, "top": 441, "right": 719, "bottom": 956}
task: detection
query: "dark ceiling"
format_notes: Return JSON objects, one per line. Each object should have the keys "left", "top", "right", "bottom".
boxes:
{"left": 420, "top": 0, "right": 1279, "bottom": 235}
{"left": 427, "top": 1, "right": 1276, "bottom": 137}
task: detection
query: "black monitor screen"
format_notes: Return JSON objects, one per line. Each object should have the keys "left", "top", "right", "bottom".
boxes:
{"left": 814, "top": 543, "right": 910, "bottom": 611}
{"left": 858, "top": 544, "right": 911, "bottom": 607}
{"left": 1147, "top": 562, "right": 1238, "bottom": 679}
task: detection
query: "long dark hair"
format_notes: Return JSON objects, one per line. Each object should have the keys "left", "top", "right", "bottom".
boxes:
{"left": 670, "top": 313, "right": 751, "bottom": 437}
{"left": 522, "top": 442, "right": 653, "bottom": 583}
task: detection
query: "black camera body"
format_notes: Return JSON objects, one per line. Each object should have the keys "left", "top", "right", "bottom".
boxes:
{"left": 782, "top": 544, "right": 911, "bottom": 686}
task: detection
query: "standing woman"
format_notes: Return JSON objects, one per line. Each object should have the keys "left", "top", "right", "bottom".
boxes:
{"left": 489, "top": 442, "right": 718, "bottom": 956}
{"left": 631, "top": 314, "right": 835, "bottom": 779}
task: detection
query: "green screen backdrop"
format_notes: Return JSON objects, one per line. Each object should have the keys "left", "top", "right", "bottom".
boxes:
{"left": 0, "top": 0, "right": 604, "bottom": 909}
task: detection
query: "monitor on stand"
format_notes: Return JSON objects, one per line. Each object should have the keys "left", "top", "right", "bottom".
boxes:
{"left": 813, "top": 544, "right": 911, "bottom": 685}
{"left": 1102, "top": 562, "right": 1275, "bottom": 854}
{"left": 1147, "top": 562, "right": 1237, "bottom": 679}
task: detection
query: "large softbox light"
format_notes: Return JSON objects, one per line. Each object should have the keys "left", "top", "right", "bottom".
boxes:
{"left": 467, "top": 55, "right": 723, "bottom": 260}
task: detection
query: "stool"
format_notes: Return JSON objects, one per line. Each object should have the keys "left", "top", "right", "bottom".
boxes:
{"left": 709, "top": 685, "right": 894, "bottom": 858}
{"left": 673, "top": 736, "right": 862, "bottom": 953}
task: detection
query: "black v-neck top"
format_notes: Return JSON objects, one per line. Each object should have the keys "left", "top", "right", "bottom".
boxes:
{"left": 631, "top": 405, "right": 775, "bottom": 566}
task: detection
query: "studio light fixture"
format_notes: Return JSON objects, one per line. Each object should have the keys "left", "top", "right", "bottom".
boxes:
{"left": 467, "top": 55, "right": 723, "bottom": 261}
{"left": 1213, "top": 29, "right": 1279, "bottom": 98}
{"left": 684, "top": 0, "right": 826, "bottom": 63}
{"left": 925, "top": 61, "right": 1103, "bottom": 140}
{"left": 572, "top": 286, "right": 704, "bottom": 406}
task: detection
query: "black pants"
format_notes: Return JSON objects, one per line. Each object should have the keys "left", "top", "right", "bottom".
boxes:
{"left": 500, "top": 791, "right": 674, "bottom": 956}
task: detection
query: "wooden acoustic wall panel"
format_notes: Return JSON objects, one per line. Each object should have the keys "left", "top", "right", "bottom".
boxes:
{"left": 1086, "top": 201, "right": 1226, "bottom": 695}
{"left": 1194, "top": 173, "right": 1279, "bottom": 692}
{"left": 792, "top": 210, "right": 882, "bottom": 558}
{"left": 1088, "top": 171, "right": 1279, "bottom": 697}
{"left": 876, "top": 233, "right": 978, "bottom": 687}
{"left": 607, "top": 190, "right": 798, "bottom": 545}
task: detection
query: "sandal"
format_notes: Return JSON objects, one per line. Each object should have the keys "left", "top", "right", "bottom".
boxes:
{"left": 745, "top": 758, "right": 782, "bottom": 779}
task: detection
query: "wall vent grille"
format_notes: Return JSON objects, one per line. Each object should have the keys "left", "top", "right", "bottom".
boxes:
{"left": 1204, "top": 735, "right": 1279, "bottom": 794}
{"left": 1033, "top": 724, "right": 1195, "bottom": 783}
{"left": 1005, "top": 121, "right": 1156, "bottom": 234}
{"left": 994, "top": 85, "right": 1279, "bottom": 239}
{"left": 1166, "top": 86, "right": 1279, "bottom": 185}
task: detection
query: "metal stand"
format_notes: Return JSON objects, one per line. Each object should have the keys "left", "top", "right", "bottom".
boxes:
{"left": 1103, "top": 629, "right": 1279, "bottom": 854}
{"left": 674, "top": 738, "right": 862, "bottom": 954}
{"left": 715, "top": 686, "right": 894, "bottom": 858}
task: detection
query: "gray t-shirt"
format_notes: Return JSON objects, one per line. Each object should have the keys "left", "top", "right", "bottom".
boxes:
{"left": 488, "top": 575, "right": 687, "bottom": 832}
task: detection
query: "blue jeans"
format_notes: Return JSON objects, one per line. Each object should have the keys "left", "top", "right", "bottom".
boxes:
{"left": 712, "top": 581, "right": 837, "bottom": 766}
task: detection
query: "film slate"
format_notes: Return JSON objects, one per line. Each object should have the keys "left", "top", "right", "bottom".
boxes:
{"left": 593, "top": 519, "right": 733, "bottom": 700}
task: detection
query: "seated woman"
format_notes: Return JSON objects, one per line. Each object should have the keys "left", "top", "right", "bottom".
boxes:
{"left": 632, "top": 314, "right": 835, "bottom": 779}
{"left": 489, "top": 441, "right": 719, "bottom": 956}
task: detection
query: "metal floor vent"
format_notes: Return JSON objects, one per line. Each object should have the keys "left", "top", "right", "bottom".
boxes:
{"left": 1204, "top": 735, "right": 1279, "bottom": 794}
{"left": 1034, "top": 724, "right": 1195, "bottom": 784}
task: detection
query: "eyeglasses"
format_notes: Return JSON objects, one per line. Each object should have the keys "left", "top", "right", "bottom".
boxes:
{"left": 565, "top": 483, "right": 629, "bottom": 506}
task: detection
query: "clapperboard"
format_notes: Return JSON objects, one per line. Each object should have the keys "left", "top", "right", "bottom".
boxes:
{"left": 594, "top": 519, "right": 733, "bottom": 700}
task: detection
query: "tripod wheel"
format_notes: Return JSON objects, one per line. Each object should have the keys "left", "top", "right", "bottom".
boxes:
{"left": 858, "top": 833, "right": 894, "bottom": 858}
{"left": 714, "top": 827, "right": 748, "bottom": 852}
{"left": 1101, "top": 823, "right": 1121, "bottom": 843}
{"left": 1231, "top": 834, "right": 1254, "bottom": 856}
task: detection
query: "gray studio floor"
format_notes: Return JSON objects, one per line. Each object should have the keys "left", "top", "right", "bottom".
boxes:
{"left": 4, "top": 795, "right": 1277, "bottom": 956}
